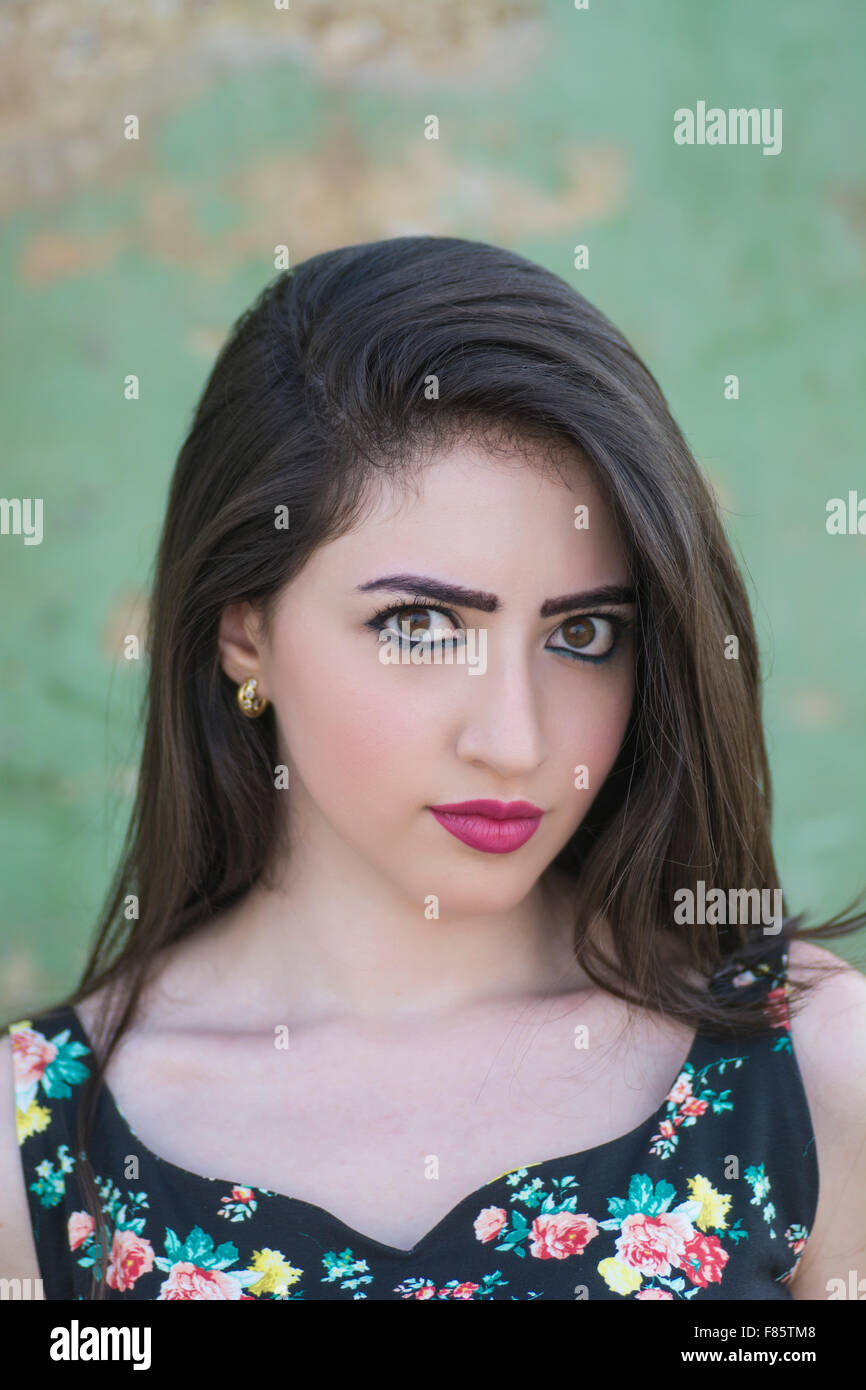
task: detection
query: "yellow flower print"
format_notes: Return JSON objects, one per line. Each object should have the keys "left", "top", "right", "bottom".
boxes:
{"left": 686, "top": 1175, "right": 732, "bottom": 1232}
{"left": 16, "top": 1098, "right": 52, "bottom": 1144}
{"left": 245, "top": 1247, "right": 303, "bottom": 1297}
{"left": 598, "top": 1257, "right": 642, "bottom": 1295}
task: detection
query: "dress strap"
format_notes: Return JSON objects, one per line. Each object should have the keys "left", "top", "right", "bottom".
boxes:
{"left": 8, "top": 1006, "right": 94, "bottom": 1300}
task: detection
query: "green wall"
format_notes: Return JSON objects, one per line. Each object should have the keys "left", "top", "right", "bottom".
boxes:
{"left": 2, "top": 0, "right": 864, "bottom": 1014}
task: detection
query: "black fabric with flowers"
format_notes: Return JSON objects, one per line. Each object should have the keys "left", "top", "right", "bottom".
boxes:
{"left": 9, "top": 936, "right": 817, "bottom": 1300}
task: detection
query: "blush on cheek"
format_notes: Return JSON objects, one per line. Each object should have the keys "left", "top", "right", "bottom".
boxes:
{"left": 284, "top": 680, "right": 422, "bottom": 806}
{"left": 572, "top": 703, "right": 632, "bottom": 787}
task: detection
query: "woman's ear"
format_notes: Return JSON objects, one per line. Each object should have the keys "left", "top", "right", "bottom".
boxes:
{"left": 216, "top": 600, "right": 267, "bottom": 693}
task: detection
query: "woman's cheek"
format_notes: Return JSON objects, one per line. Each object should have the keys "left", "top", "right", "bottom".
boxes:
{"left": 292, "top": 675, "right": 424, "bottom": 807}
{"left": 564, "top": 683, "right": 633, "bottom": 785}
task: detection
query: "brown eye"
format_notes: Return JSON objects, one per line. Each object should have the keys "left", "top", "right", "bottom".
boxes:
{"left": 552, "top": 614, "right": 624, "bottom": 662}
{"left": 398, "top": 607, "right": 434, "bottom": 638}
{"left": 562, "top": 617, "right": 596, "bottom": 650}
{"left": 390, "top": 605, "right": 461, "bottom": 643}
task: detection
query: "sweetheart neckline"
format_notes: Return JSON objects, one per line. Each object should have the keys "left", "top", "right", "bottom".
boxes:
{"left": 63, "top": 1004, "right": 709, "bottom": 1260}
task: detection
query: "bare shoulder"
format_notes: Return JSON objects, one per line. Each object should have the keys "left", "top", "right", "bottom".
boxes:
{"left": 784, "top": 938, "right": 866, "bottom": 1299}
{"left": 785, "top": 938, "right": 866, "bottom": 1052}
{"left": 785, "top": 938, "right": 866, "bottom": 1121}
{"left": 0, "top": 1029, "right": 45, "bottom": 1295}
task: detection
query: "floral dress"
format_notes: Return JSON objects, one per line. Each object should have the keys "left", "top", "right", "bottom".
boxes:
{"left": 8, "top": 936, "right": 816, "bottom": 1299}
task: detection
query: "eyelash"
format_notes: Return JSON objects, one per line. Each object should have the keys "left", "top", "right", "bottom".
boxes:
{"left": 364, "top": 596, "right": 634, "bottom": 665}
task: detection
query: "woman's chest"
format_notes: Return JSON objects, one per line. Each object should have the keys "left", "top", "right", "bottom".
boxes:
{"left": 88, "top": 1000, "right": 696, "bottom": 1253}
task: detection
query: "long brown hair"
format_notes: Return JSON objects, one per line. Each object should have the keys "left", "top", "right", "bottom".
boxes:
{"left": 7, "top": 236, "right": 864, "bottom": 1298}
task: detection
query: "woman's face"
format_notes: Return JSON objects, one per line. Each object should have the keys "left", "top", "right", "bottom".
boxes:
{"left": 221, "top": 438, "right": 636, "bottom": 917}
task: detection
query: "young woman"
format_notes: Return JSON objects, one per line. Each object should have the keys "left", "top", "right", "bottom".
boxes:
{"left": 2, "top": 236, "right": 865, "bottom": 1302}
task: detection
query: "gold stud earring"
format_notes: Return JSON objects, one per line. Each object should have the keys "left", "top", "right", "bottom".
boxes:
{"left": 236, "top": 677, "right": 268, "bottom": 718}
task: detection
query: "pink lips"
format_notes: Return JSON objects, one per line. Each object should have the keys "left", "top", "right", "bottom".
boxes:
{"left": 428, "top": 799, "right": 544, "bottom": 854}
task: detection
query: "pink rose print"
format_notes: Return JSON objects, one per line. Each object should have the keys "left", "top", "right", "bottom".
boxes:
{"left": 414, "top": 1283, "right": 438, "bottom": 1300}
{"left": 679, "top": 1232, "right": 729, "bottom": 1289}
{"left": 765, "top": 987, "right": 790, "bottom": 1030}
{"left": 230, "top": 1186, "right": 254, "bottom": 1202}
{"left": 446, "top": 1283, "right": 480, "bottom": 1299}
{"left": 657, "top": 1120, "right": 676, "bottom": 1138}
{"left": 11, "top": 1027, "right": 57, "bottom": 1089}
{"left": 635, "top": 1288, "right": 674, "bottom": 1299}
{"left": 106, "top": 1230, "right": 155, "bottom": 1292}
{"left": 67, "top": 1211, "right": 95, "bottom": 1251}
{"left": 529, "top": 1211, "right": 599, "bottom": 1260}
{"left": 158, "top": 1262, "right": 250, "bottom": 1299}
{"left": 474, "top": 1206, "right": 508, "bottom": 1243}
{"left": 615, "top": 1211, "right": 694, "bottom": 1277}
{"left": 667, "top": 1073, "right": 693, "bottom": 1105}
{"left": 679, "top": 1096, "right": 709, "bottom": 1118}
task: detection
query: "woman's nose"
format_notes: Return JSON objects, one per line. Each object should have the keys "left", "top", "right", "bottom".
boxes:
{"left": 453, "top": 642, "right": 547, "bottom": 776}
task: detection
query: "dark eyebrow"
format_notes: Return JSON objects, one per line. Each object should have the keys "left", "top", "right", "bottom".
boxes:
{"left": 356, "top": 574, "right": 636, "bottom": 618}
